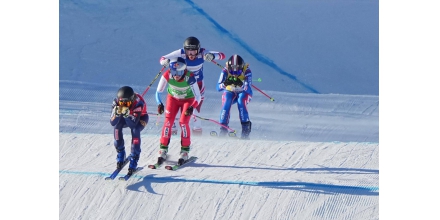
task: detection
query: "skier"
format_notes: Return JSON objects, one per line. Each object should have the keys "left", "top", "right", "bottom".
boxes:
{"left": 216, "top": 54, "right": 253, "bottom": 139}
{"left": 110, "top": 86, "right": 149, "bottom": 175}
{"left": 159, "top": 36, "right": 225, "bottom": 135}
{"left": 156, "top": 57, "right": 202, "bottom": 165}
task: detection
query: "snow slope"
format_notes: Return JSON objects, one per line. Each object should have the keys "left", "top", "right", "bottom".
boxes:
{"left": 59, "top": 80, "right": 378, "bottom": 220}
{"left": 8, "top": 0, "right": 424, "bottom": 219}
{"left": 57, "top": 0, "right": 380, "bottom": 219}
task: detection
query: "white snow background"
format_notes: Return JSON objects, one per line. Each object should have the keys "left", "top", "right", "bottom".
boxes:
{"left": 3, "top": 0, "right": 440, "bottom": 219}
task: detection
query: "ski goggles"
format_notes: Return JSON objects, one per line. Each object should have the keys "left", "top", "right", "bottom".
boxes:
{"left": 228, "top": 68, "right": 243, "bottom": 75}
{"left": 170, "top": 69, "right": 185, "bottom": 77}
{"left": 118, "top": 100, "right": 132, "bottom": 107}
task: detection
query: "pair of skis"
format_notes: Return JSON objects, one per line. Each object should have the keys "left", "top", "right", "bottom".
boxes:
{"left": 104, "top": 156, "right": 143, "bottom": 181}
{"left": 148, "top": 156, "right": 198, "bottom": 171}
{"left": 105, "top": 156, "right": 197, "bottom": 181}
{"left": 210, "top": 131, "right": 251, "bottom": 140}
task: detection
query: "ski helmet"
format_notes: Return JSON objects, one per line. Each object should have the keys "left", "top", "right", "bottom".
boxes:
{"left": 183, "top": 36, "right": 200, "bottom": 52}
{"left": 117, "top": 86, "right": 135, "bottom": 102}
{"left": 169, "top": 57, "right": 187, "bottom": 77}
{"left": 226, "top": 54, "right": 245, "bottom": 75}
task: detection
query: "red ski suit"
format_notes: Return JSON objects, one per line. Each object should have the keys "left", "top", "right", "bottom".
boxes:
{"left": 155, "top": 70, "right": 201, "bottom": 147}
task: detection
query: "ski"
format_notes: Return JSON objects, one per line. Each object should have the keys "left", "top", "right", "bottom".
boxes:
{"left": 105, "top": 156, "right": 132, "bottom": 180}
{"left": 210, "top": 131, "right": 237, "bottom": 138}
{"left": 164, "top": 156, "right": 198, "bottom": 171}
{"left": 148, "top": 157, "right": 166, "bottom": 169}
{"left": 148, "top": 163, "right": 163, "bottom": 169}
{"left": 118, "top": 167, "right": 143, "bottom": 181}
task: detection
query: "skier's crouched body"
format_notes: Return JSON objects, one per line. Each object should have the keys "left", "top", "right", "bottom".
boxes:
{"left": 110, "top": 86, "right": 149, "bottom": 175}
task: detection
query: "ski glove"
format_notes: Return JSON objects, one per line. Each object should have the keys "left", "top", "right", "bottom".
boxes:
{"left": 112, "top": 99, "right": 118, "bottom": 109}
{"left": 242, "top": 82, "right": 248, "bottom": 92}
{"left": 114, "top": 106, "right": 122, "bottom": 116}
{"left": 185, "top": 106, "right": 194, "bottom": 116}
{"left": 204, "top": 53, "right": 214, "bottom": 62}
{"left": 121, "top": 106, "right": 130, "bottom": 118}
{"left": 158, "top": 103, "right": 164, "bottom": 115}
{"left": 160, "top": 59, "right": 170, "bottom": 67}
{"left": 112, "top": 106, "right": 120, "bottom": 117}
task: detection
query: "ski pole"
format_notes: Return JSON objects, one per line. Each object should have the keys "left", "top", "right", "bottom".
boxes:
{"left": 147, "top": 112, "right": 160, "bottom": 116}
{"left": 193, "top": 115, "right": 236, "bottom": 133}
{"left": 150, "top": 113, "right": 236, "bottom": 133}
{"left": 211, "top": 59, "right": 228, "bottom": 71}
{"left": 250, "top": 84, "right": 275, "bottom": 101}
{"left": 141, "top": 65, "right": 167, "bottom": 97}
{"left": 210, "top": 60, "right": 275, "bottom": 101}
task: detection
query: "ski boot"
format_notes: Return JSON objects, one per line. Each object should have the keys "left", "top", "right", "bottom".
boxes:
{"left": 157, "top": 145, "right": 168, "bottom": 165}
{"left": 116, "top": 149, "right": 126, "bottom": 169}
{"left": 127, "top": 154, "right": 139, "bottom": 175}
{"left": 241, "top": 121, "right": 252, "bottom": 140}
{"left": 178, "top": 147, "right": 190, "bottom": 166}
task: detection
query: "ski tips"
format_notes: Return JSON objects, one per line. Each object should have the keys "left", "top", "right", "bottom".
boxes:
{"left": 209, "top": 130, "right": 237, "bottom": 138}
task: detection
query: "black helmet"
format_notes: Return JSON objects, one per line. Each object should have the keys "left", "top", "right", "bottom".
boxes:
{"left": 183, "top": 36, "right": 200, "bottom": 51}
{"left": 117, "top": 86, "right": 135, "bottom": 101}
{"left": 226, "top": 54, "right": 245, "bottom": 75}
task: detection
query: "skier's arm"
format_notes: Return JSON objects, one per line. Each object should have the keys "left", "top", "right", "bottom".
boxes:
{"left": 216, "top": 70, "right": 228, "bottom": 92}
{"left": 110, "top": 98, "right": 123, "bottom": 126}
{"left": 203, "top": 50, "right": 226, "bottom": 61}
{"left": 187, "top": 74, "right": 201, "bottom": 108}
{"left": 242, "top": 68, "right": 253, "bottom": 96}
{"left": 110, "top": 106, "right": 124, "bottom": 126}
{"left": 124, "top": 103, "right": 143, "bottom": 128}
{"left": 159, "top": 49, "right": 182, "bottom": 66}
{"left": 155, "top": 72, "right": 169, "bottom": 105}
